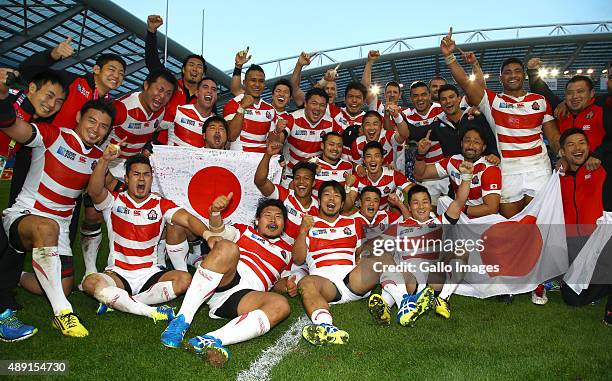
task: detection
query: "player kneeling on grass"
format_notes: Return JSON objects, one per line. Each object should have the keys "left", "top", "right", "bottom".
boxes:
{"left": 367, "top": 161, "right": 474, "bottom": 327}
{"left": 293, "top": 180, "right": 406, "bottom": 345}
{"left": 81, "top": 152, "right": 206, "bottom": 323}
{"left": 160, "top": 197, "right": 293, "bottom": 367}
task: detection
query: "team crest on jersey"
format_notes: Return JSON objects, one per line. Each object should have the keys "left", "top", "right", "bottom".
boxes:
{"left": 266, "top": 111, "right": 272, "bottom": 119}
{"left": 471, "top": 177, "right": 479, "bottom": 185}
{"left": 280, "top": 250, "right": 289, "bottom": 261}
{"left": 531, "top": 102, "right": 540, "bottom": 111}
{"left": 586, "top": 111, "right": 594, "bottom": 119}
{"left": 147, "top": 210, "right": 158, "bottom": 220}
{"left": 343, "top": 227, "right": 352, "bottom": 235}
{"left": 383, "top": 186, "right": 391, "bottom": 194}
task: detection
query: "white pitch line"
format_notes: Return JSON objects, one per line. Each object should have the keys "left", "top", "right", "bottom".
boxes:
{"left": 236, "top": 315, "right": 308, "bottom": 381}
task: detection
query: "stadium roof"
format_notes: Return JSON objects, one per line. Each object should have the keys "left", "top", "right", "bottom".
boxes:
{"left": 233, "top": 22, "right": 612, "bottom": 108}
{"left": 0, "top": 0, "right": 231, "bottom": 96}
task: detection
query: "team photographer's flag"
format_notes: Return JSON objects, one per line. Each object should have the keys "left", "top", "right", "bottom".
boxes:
{"left": 150, "top": 145, "right": 282, "bottom": 225}
{"left": 437, "top": 171, "right": 568, "bottom": 298}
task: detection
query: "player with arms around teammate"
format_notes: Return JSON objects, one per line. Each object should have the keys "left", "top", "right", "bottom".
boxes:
{"left": 81, "top": 151, "right": 212, "bottom": 323}
{"left": 0, "top": 96, "right": 116, "bottom": 339}
{"left": 161, "top": 198, "right": 293, "bottom": 366}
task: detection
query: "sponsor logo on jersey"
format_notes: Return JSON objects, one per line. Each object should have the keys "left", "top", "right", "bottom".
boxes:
{"left": 516, "top": 103, "right": 524, "bottom": 108}
{"left": 147, "top": 210, "right": 158, "bottom": 220}
{"left": 133, "top": 210, "right": 141, "bottom": 216}
{"left": 531, "top": 102, "right": 540, "bottom": 111}
{"left": 585, "top": 173, "right": 592, "bottom": 180}
{"left": 56, "top": 146, "right": 76, "bottom": 160}
{"left": 583, "top": 124, "right": 591, "bottom": 130}
{"left": 180, "top": 118, "right": 196, "bottom": 126}
{"left": 127, "top": 122, "right": 143, "bottom": 129}
{"left": 79, "top": 156, "right": 87, "bottom": 164}
{"left": 116, "top": 206, "right": 129, "bottom": 214}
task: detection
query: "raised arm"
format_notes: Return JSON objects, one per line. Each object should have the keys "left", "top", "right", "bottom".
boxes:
{"left": 459, "top": 49, "right": 487, "bottom": 89}
{"left": 292, "top": 215, "right": 314, "bottom": 265}
{"left": 413, "top": 131, "right": 441, "bottom": 180}
{"left": 227, "top": 94, "right": 254, "bottom": 141}
{"left": 87, "top": 144, "right": 122, "bottom": 204}
{"left": 145, "top": 15, "right": 165, "bottom": 72}
{"left": 230, "top": 48, "right": 250, "bottom": 96}
{"left": 526, "top": 58, "right": 563, "bottom": 110}
{"left": 254, "top": 140, "right": 283, "bottom": 197}
{"left": 0, "top": 70, "right": 37, "bottom": 143}
{"left": 18, "top": 37, "right": 77, "bottom": 84}
{"left": 441, "top": 27, "right": 485, "bottom": 107}
{"left": 445, "top": 161, "right": 474, "bottom": 220}
{"left": 290, "top": 52, "right": 312, "bottom": 108}
{"left": 362, "top": 50, "right": 380, "bottom": 105}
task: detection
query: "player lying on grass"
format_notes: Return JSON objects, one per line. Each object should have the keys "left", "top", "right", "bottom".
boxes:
{"left": 161, "top": 196, "right": 294, "bottom": 367}
{"left": 292, "top": 180, "right": 409, "bottom": 345}
{"left": 81, "top": 152, "right": 210, "bottom": 323}
{"left": 367, "top": 161, "right": 474, "bottom": 327}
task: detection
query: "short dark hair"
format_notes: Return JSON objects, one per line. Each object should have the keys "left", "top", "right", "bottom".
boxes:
{"left": 145, "top": 68, "right": 178, "bottom": 92}
{"left": 318, "top": 180, "right": 345, "bottom": 202}
{"left": 305, "top": 87, "right": 329, "bottom": 104}
{"left": 362, "top": 110, "right": 382, "bottom": 124}
{"left": 385, "top": 81, "right": 401, "bottom": 90}
{"left": 30, "top": 70, "right": 68, "bottom": 96}
{"left": 345, "top": 81, "right": 367, "bottom": 99}
{"left": 560, "top": 127, "right": 589, "bottom": 147}
{"left": 360, "top": 185, "right": 381, "bottom": 200}
{"left": 363, "top": 140, "right": 384, "bottom": 157}
{"left": 203, "top": 115, "right": 227, "bottom": 131}
{"left": 460, "top": 125, "right": 487, "bottom": 143}
{"left": 255, "top": 198, "right": 287, "bottom": 221}
{"left": 322, "top": 131, "right": 342, "bottom": 143}
{"left": 500, "top": 57, "right": 524, "bottom": 75}
{"left": 95, "top": 53, "right": 126, "bottom": 71}
{"left": 437, "top": 83, "right": 460, "bottom": 98}
{"left": 272, "top": 78, "right": 293, "bottom": 96}
{"left": 197, "top": 77, "right": 218, "bottom": 89}
{"left": 407, "top": 184, "right": 431, "bottom": 204}
{"left": 292, "top": 161, "right": 317, "bottom": 178}
{"left": 429, "top": 76, "right": 447, "bottom": 85}
{"left": 124, "top": 153, "right": 151, "bottom": 174}
{"left": 566, "top": 75, "right": 594, "bottom": 91}
{"left": 245, "top": 64, "right": 265, "bottom": 79}
{"left": 410, "top": 81, "right": 429, "bottom": 93}
{"left": 80, "top": 99, "right": 116, "bottom": 124}
{"left": 182, "top": 54, "right": 207, "bottom": 75}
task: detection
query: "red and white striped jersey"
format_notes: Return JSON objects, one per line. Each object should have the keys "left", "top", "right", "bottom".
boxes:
{"left": 165, "top": 103, "right": 212, "bottom": 148}
{"left": 270, "top": 185, "right": 319, "bottom": 244}
{"left": 403, "top": 103, "right": 444, "bottom": 164}
{"left": 228, "top": 224, "right": 292, "bottom": 291}
{"left": 305, "top": 215, "right": 364, "bottom": 272}
{"left": 391, "top": 217, "right": 445, "bottom": 261}
{"left": 103, "top": 92, "right": 166, "bottom": 158}
{"left": 352, "top": 167, "right": 412, "bottom": 210}
{"left": 353, "top": 210, "right": 402, "bottom": 240}
{"left": 308, "top": 156, "right": 353, "bottom": 197}
{"left": 478, "top": 89, "right": 554, "bottom": 172}
{"left": 328, "top": 104, "right": 364, "bottom": 132}
{"left": 10, "top": 123, "right": 102, "bottom": 220}
{"left": 435, "top": 155, "right": 502, "bottom": 206}
{"left": 97, "top": 191, "right": 180, "bottom": 271}
{"left": 286, "top": 108, "right": 339, "bottom": 168}
{"left": 350, "top": 129, "right": 400, "bottom": 166}
{"left": 223, "top": 94, "right": 276, "bottom": 153}
{"left": 276, "top": 109, "right": 294, "bottom": 128}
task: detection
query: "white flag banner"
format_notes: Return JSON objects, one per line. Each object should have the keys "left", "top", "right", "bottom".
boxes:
{"left": 150, "top": 145, "right": 282, "bottom": 225}
{"left": 563, "top": 212, "right": 612, "bottom": 294}
{"left": 438, "top": 171, "right": 568, "bottom": 298}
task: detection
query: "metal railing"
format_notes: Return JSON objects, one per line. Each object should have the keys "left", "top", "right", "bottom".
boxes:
{"left": 225, "top": 21, "right": 611, "bottom": 77}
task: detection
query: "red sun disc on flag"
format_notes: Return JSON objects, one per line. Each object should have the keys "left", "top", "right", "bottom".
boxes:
{"left": 187, "top": 166, "right": 241, "bottom": 219}
{"left": 479, "top": 215, "right": 543, "bottom": 277}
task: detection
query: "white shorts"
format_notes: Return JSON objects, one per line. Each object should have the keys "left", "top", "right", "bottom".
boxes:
{"left": 108, "top": 158, "right": 126, "bottom": 179}
{"left": 105, "top": 265, "right": 167, "bottom": 295}
{"left": 309, "top": 266, "right": 370, "bottom": 305}
{"left": 501, "top": 166, "right": 551, "bottom": 203}
{"left": 207, "top": 261, "right": 263, "bottom": 319}
{"left": 419, "top": 177, "right": 450, "bottom": 205}
{"left": 2, "top": 207, "right": 72, "bottom": 256}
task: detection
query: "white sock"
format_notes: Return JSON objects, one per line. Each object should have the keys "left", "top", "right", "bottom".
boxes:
{"left": 32, "top": 247, "right": 72, "bottom": 315}
{"left": 381, "top": 289, "right": 396, "bottom": 307}
{"left": 157, "top": 239, "right": 167, "bottom": 266}
{"left": 440, "top": 259, "right": 464, "bottom": 300}
{"left": 416, "top": 283, "right": 426, "bottom": 293}
{"left": 133, "top": 281, "right": 177, "bottom": 305}
{"left": 207, "top": 309, "right": 271, "bottom": 346}
{"left": 310, "top": 308, "right": 333, "bottom": 325}
{"left": 166, "top": 241, "right": 189, "bottom": 271}
{"left": 380, "top": 272, "right": 408, "bottom": 307}
{"left": 178, "top": 266, "right": 223, "bottom": 324}
{"left": 80, "top": 229, "right": 102, "bottom": 275}
{"left": 95, "top": 286, "right": 155, "bottom": 317}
